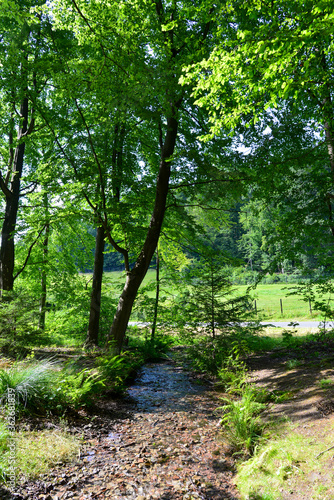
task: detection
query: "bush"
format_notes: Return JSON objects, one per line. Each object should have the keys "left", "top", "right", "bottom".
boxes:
{"left": 128, "top": 332, "right": 173, "bottom": 361}
{"left": 0, "top": 290, "right": 40, "bottom": 343}
{"left": 52, "top": 367, "right": 105, "bottom": 409}
{"left": 217, "top": 354, "right": 248, "bottom": 393}
{"left": 0, "top": 360, "right": 105, "bottom": 414}
{"left": 185, "top": 334, "right": 250, "bottom": 376}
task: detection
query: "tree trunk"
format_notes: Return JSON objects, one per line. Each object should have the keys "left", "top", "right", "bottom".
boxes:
{"left": 39, "top": 222, "right": 50, "bottom": 330}
{"left": 210, "top": 262, "right": 215, "bottom": 339}
{"left": 317, "top": 53, "right": 334, "bottom": 240}
{"left": 85, "top": 225, "right": 105, "bottom": 347}
{"left": 107, "top": 109, "right": 180, "bottom": 352}
{"left": 0, "top": 97, "right": 29, "bottom": 295}
{"left": 151, "top": 244, "right": 160, "bottom": 340}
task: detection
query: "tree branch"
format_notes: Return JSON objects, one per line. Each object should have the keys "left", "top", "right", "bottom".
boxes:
{"left": 0, "top": 171, "right": 12, "bottom": 199}
{"left": 104, "top": 226, "right": 130, "bottom": 272}
{"left": 169, "top": 176, "right": 250, "bottom": 190}
{"left": 13, "top": 224, "right": 47, "bottom": 281}
{"left": 74, "top": 98, "right": 107, "bottom": 213}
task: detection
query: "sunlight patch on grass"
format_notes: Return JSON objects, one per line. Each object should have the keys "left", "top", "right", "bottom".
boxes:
{"left": 260, "top": 326, "right": 318, "bottom": 338}
{"left": 9, "top": 429, "right": 80, "bottom": 482}
{"left": 236, "top": 420, "right": 334, "bottom": 500}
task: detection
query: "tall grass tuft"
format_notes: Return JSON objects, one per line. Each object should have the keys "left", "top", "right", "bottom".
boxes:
{"left": 0, "top": 360, "right": 58, "bottom": 410}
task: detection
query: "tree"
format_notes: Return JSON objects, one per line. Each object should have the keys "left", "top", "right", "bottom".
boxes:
{"left": 179, "top": 255, "right": 251, "bottom": 338}
{"left": 0, "top": 1, "right": 70, "bottom": 296}
{"left": 183, "top": 1, "right": 334, "bottom": 245}
{"left": 46, "top": 0, "right": 240, "bottom": 351}
{"left": 85, "top": 225, "right": 105, "bottom": 347}
{"left": 0, "top": 3, "right": 36, "bottom": 294}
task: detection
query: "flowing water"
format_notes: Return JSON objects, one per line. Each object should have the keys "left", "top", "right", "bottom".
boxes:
{"left": 127, "top": 361, "right": 209, "bottom": 413}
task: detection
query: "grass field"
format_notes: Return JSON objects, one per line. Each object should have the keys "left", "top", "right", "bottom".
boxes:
{"left": 235, "top": 283, "right": 325, "bottom": 320}
{"left": 98, "top": 271, "right": 333, "bottom": 321}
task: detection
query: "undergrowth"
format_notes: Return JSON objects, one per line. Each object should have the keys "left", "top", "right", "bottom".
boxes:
{"left": 236, "top": 419, "right": 334, "bottom": 500}
{"left": 219, "top": 385, "right": 268, "bottom": 455}
{"left": 0, "top": 331, "right": 173, "bottom": 417}
{"left": 0, "top": 331, "right": 174, "bottom": 485}
{"left": 0, "top": 417, "right": 80, "bottom": 484}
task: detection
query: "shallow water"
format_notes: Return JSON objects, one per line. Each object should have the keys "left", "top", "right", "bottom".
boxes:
{"left": 127, "top": 361, "right": 209, "bottom": 413}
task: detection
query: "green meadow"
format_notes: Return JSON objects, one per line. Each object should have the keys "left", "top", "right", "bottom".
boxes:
{"left": 100, "top": 271, "right": 333, "bottom": 321}
{"left": 235, "top": 283, "right": 322, "bottom": 320}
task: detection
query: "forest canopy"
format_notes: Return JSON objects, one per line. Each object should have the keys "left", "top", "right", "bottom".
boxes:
{"left": 0, "top": 0, "right": 333, "bottom": 349}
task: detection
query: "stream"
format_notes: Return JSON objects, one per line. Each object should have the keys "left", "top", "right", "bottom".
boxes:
{"left": 7, "top": 358, "right": 240, "bottom": 500}
{"left": 127, "top": 362, "right": 209, "bottom": 413}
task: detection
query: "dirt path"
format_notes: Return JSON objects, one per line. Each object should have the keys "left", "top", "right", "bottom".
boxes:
{"left": 7, "top": 359, "right": 240, "bottom": 500}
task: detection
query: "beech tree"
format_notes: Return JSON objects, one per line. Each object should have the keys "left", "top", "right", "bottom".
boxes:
{"left": 0, "top": 3, "right": 37, "bottom": 294}
{"left": 0, "top": 1, "right": 67, "bottom": 296}
{"left": 46, "top": 0, "right": 238, "bottom": 351}
{"left": 183, "top": 0, "right": 334, "bottom": 271}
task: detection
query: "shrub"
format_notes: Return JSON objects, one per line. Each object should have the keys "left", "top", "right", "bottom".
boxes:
{"left": 186, "top": 336, "right": 231, "bottom": 375}
{"left": 0, "top": 290, "right": 40, "bottom": 343}
{"left": 217, "top": 354, "right": 248, "bottom": 393}
{"left": 96, "top": 348, "right": 149, "bottom": 393}
{"left": 129, "top": 334, "right": 173, "bottom": 361}
{"left": 96, "top": 354, "right": 133, "bottom": 393}
{"left": 0, "top": 360, "right": 104, "bottom": 414}
{"left": 185, "top": 334, "right": 250, "bottom": 377}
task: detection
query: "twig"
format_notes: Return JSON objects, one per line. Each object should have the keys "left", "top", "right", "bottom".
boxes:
{"left": 316, "top": 444, "right": 334, "bottom": 459}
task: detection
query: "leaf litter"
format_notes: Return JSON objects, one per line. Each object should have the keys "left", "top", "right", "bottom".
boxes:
{"left": 4, "top": 359, "right": 240, "bottom": 500}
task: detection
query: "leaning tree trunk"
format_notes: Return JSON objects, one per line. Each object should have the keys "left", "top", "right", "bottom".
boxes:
{"left": 85, "top": 225, "right": 105, "bottom": 347}
{"left": 0, "top": 97, "right": 29, "bottom": 295}
{"left": 106, "top": 110, "right": 180, "bottom": 352}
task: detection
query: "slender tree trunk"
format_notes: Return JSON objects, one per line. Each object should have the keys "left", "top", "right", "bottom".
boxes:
{"left": 317, "top": 53, "right": 334, "bottom": 240}
{"left": 107, "top": 108, "right": 180, "bottom": 352}
{"left": 210, "top": 262, "right": 215, "bottom": 339}
{"left": 86, "top": 225, "right": 105, "bottom": 347}
{"left": 111, "top": 123, "right": 125, "bottom": 202}
{"left": 0, "top": 97, "right": 29, "bottom": 295}
{"left": 151, "top": 244, "right": 160, "bottom": 340}
{"left": 39, "top": 221, "right": 50, "bottom": 330}
{"left": 324, "top": 116, "right": 334, "bottom": 240}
